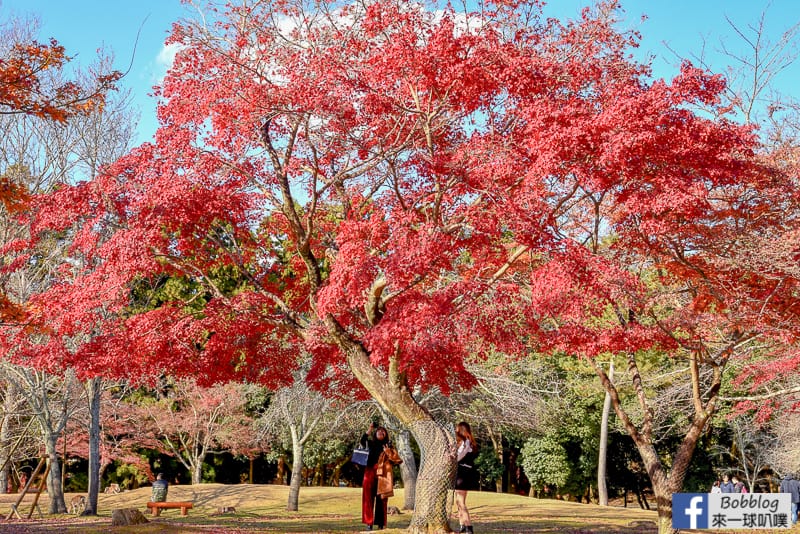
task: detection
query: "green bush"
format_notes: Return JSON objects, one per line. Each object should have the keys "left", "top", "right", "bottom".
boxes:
{"left": 520, "top": 436, "right": 570, "bottom": 490}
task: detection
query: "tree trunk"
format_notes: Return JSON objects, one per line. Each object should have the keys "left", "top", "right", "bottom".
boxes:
{"left": 192, "top": 462, "right": 202, "bottom": 485}
{"left": 276, "top": 455, "right": 287, "bottom": 484}
{"left": 396, "top": 429, "right": 418, "bottom": 510}
{"left": 329, "top": 457, "right": 348, "bottom": 487}
{"left": 327, "top": 316, "right": 456, "bottom": 533}
{"left": 651, "top": 477, "right": 676, "bottom": 534}
{"left": 592, "top": 350, "right": 718, "bottom": 534}
{"left": 0, "top": 381, "right": 22, "bottom": 495}
{"left": 486, "top": 426, "right": 503, "bottom": 493}
{"left": 339, "top": 344, "right": 455, "bottom": 531}
{"left": 0, "top": 397, "right": 11, "bottom": 494}
{"left": 43, "top": 435, "right": 66, "bottom": 513}
{"left": 633, "top": 442, "right": 677, "bottom": 534}
{"left": 597, "top": 358, "right": 614, "bottom": 506}
{"left": 407, "top": 419, "right": 456, "bottom": 533}
{"left": 84, "top": 377, "right": 102, "bottom": 515}
{"left": 287, "top": 437, "right": 303, "bottom": 512}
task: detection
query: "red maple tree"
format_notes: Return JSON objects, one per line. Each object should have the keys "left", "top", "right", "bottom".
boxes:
{"left": 9, "top": 2, "right": 797, "bottom": 531}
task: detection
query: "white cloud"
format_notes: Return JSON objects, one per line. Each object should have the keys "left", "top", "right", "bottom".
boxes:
{"left": 156, "top": 42, "right": 186, "bottom": 69}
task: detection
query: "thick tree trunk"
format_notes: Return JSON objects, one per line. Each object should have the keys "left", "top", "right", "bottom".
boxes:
{"left": 396, "top": 429, "right": 418, "bottom": 510}
{"left": 407, "top": 419, "right": 456, "bottom": 534}
{"left": 633, "top": 441, "right": 683, "bottom": 534}
{"left": 84, "top": 377, "right": 102, "bottom": 515}
{"left": 287, "top": 437, "right": 303, "bottom": 511}
{"left": 334, "top": 321, "right": 456, "bottom": 533}
{"left": 43, "top": 435, "right": 66, "bottom": 513}
{"left": 649, "top": 473, "right": 677, "bottom": 534}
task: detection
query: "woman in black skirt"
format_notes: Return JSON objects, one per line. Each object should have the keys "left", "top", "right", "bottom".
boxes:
{"left": 455, "top": 421, "right": 478, "bottom": 533}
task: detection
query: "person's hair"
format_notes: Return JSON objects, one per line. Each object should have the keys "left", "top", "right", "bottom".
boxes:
{"left": 375, "top": 426, "right": 389, "bottom": 442}
{"left": 456, "top": 421, "right": 477, "bottom": 450}
{"left": 713, "top": 480, "right": 720, "bottom": 486}
{"left": 156, "top": 473, "right": 164, "bottom": 480}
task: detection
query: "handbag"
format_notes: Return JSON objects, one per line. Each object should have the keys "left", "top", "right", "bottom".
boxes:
{"left": 351, "top": 444, "right": 369, "bottom": 466}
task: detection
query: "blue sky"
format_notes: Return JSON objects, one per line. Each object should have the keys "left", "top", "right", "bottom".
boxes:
{"left": 2, "top": 0, "right": 798, "bottom": 145}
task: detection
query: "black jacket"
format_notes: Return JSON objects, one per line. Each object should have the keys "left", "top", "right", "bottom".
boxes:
{"left": 780, "top": 474, "right": 800, "bottom": 503}
{"left": 360, "top": 433, "right": 388, "bottom": 468}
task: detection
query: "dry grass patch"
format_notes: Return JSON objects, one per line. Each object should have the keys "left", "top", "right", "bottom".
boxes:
{"left": 0, "top": 484, "right": 665, "bottom": 533}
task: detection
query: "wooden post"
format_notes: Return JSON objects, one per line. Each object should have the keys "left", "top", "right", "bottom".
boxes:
{"left": 7, "top": 457, "right": 45, "bottom": 519}
{"left": 27, "top": 462, "right": 50, "bottom": 518}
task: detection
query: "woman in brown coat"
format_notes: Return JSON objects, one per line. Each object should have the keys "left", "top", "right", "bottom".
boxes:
{"left": 376, "top": 441, "right": 402, "bottom": 499}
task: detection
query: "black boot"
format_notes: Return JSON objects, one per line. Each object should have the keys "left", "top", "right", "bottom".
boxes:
{"left": 458, "top": 526, "right": 467, "bottom": 533}
{"left": 466, "top": 526, "right": 474, "bottom": 534}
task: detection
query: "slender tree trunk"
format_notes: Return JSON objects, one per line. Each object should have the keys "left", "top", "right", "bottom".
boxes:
{"left": 597, "top": 357, "right": 614, "bottom": 506}
{"left": 486, "top": 426, "right": 504, "bottom": 493}
{"left": 287, "top": 435, "right": 303, "bottom": 511}
{"left": 396, "top": 429, "right": 418, "bottom": 511}
{"left": 84, "top": 377, "right": 102, "bottom": 515}
{"left": 276, "top": 455, "right": 287, "bottom": 484}
{"left": 591, "top": 349, "right": 720, "bottom": 534}
{"left": 43, "top": 434, "right": 66, "bottom": 513}
{"left": 0, "top": 383, "right": 15, "bottom": 494}
{"left": 192, "top": 461, "right": 202, "bottom": 485}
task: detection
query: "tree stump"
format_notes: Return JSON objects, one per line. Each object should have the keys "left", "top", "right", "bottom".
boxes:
{"left": 111, "top": 508, "right": 149, "bottom": 526}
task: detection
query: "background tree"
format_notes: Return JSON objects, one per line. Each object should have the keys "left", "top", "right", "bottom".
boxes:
{"left": 0, "top": 13, "right": 119, "bottom": 323}
{"left": 765, "top": 410, "right": 800, "bottom": 476}
{"left": 0, "top": 378, "right": 38, "bottom": 494}
{"left": 0, "top": 366, "right": 81, "bottom": 513}
{"left": 709, "top": 415, "right": 776, "bottom": 493}
{"left": 520, "top": 435, "right": 570, "bottom": 497}
{"left": 138, "top": 378, "right": 254, "bottom": 485}
{"left": 258, "top": 367, "right": 333, "bottom": 511}
{"left": 0, "top": 11, "right": 131, "bottom": 514}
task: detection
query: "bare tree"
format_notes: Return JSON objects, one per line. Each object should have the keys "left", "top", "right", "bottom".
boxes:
{"left": 0, "top": 366, "right": 82, "bottom": 513}
{"left": 709, "top": 415, "right": 778, "bottom": 493}
{"left": 0, "top": 379, "right": 38, "bottom": 493}
{"left": 258, "top": 368, "right": 333, "bottom": 512}
{"left": 765, "top": 410, "right": 800, "bottom": 477}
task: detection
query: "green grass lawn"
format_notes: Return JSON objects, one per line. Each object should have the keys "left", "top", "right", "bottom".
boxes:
{"left": 0, "top": 484, "right": 793, "bottom": 533}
